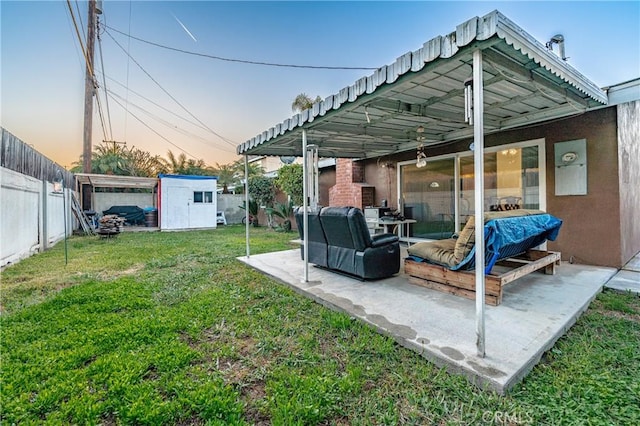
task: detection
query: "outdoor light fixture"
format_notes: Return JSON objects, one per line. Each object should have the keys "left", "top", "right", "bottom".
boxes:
{"left": 365, "top": 106, "right": 371, "bottom": 124}
{"left": 416, "top": 144, "right": 427, "bottom": 168}
{"left": 500, "top": 148, "right": 518, "bottom": 156}
{"left": 464, "top": 78, "right": 473, "bottom": 125}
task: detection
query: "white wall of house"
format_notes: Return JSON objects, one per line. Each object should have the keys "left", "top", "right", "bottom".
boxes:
{"left": 159, "top": 175, "right": 217, "bottom": 230}
{"left": 1, "top": 167, "right": 73, "bottom": 267}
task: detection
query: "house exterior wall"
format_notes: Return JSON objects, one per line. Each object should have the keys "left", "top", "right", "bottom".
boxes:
{"left": 356, "top": 106, "right": 625, "bottom": 267}
{"left": 486, "top": 107, "right": 621, "bottom": 267}
{"left": 617, "top": 100, "right": 640, "bottom": 265}
{"left": 159, "top": 176, "right": 217, "bottom": 230}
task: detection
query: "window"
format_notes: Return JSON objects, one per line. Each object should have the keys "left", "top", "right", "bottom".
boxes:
{"left": 193, "top": 191, "right": 213, "bottom": 203}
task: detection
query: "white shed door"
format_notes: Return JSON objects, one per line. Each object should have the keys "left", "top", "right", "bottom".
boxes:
{"left": 164, "top": 186, "right": 191, "bottom": 229}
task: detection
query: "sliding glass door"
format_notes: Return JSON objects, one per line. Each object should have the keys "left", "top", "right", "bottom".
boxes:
{"left": 399, "top": 140, "right": 544, "bottom": 241}
{"left": 400, "top": 158, "right": 456, "bottom": 239}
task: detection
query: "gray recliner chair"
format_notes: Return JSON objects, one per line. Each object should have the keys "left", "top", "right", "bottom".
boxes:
{"left": 296, "top": 206, "right": 400, "bottom": 280}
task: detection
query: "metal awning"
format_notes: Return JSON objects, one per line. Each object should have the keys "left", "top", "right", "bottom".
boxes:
{"left": 75, "top": 173, "right": 158, "bottom": 189}
{"left": 237, "top": 10, "right": 607, "bottom": 159}
{"left": 237, "top": 10, "right": 609, "bottom": 359}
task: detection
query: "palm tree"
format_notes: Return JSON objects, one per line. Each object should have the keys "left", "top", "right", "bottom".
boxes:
{"left": 123, "top": 149, "right": 167, "bottom": 177}
{"left": 212, "top": 162, "right": 236, "bottom": 193}
{"left": 165, "top": 150, "right": 212, "bottom": 175}
{"left": 291, "top": 93, "right": 322, "bottom": 113}
{"left": 166, "top": 150, "right": 188, "bottom": 174}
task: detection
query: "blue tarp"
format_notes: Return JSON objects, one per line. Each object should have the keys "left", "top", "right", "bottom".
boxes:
{"left": 451, "top": 213, "right": 563, "bottom": 273}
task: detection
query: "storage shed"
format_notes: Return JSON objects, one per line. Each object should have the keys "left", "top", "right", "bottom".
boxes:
{"left": 158, "top": 174, "right": 218, "bottom": 231}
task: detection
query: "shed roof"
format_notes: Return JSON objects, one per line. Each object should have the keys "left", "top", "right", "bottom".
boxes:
{"left": 236, "top": 10, "right": 608, "bottom": 159}
{"left": 75, "top": 173, "right": 158, "bottom": 189}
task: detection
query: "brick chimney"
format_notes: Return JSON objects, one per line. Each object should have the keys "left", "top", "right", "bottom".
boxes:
{"left": 329, "top": 159, "right": 374, "bottom": 209}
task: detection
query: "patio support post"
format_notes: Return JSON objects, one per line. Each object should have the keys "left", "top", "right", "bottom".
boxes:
{"left": 302, "top": 129, "right": 309, "bottom": 282}
{"left": 473, "top": 49, "right": 486, "bottom": 357}
{"left": 244, "top": 154, "right": 250, "bottom": 258}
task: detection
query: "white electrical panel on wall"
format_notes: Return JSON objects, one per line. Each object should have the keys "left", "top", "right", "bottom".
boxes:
{"left": 555, "top": 139, "right": 587, "bottom": 196}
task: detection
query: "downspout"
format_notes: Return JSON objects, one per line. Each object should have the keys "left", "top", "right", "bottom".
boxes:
{"left": 473, "top": 49, "right": 486, "bottom": 358}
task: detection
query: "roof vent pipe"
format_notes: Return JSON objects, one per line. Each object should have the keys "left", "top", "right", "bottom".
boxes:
{"left": 546, "top": 34, "right": 567, "bottom": 61}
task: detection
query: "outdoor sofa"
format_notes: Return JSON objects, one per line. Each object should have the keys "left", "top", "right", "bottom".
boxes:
{"left": 404, "top": 210, "right": 563, "bottom": 305}
{"left": 295, "top": 206, "right": 401, "bottom": 280}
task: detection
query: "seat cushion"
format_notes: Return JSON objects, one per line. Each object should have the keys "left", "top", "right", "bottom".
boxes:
{"left": 454, "top": 209, "right": 546, "bottom": 263}
{"left": 407, "top": 238, "right": 457, "bottom": 268}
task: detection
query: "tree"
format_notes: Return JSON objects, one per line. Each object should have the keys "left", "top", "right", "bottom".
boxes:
{"left": 274, "top": 163, "right": 304, "bottom": 205}
{"left": 122, "top": 149, "right": 167, "bottom": 177}
{"left": 248, "top": 175, "right": 275, "bottom": 208}
{"left": 291, "top": 93, "right": 322, "bottom": 113}
{"left": 166, "top": 150, "right": 213, "bottom": 176}
{"left": 212, "top": 162, "right": 236, "bottom": 194}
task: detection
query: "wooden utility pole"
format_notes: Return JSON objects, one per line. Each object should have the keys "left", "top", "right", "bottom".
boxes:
{"left": 82, "top": 0, "right": 97, "bottom": 174}
{"left": 81, "top": 0, "right": 98, "bottom": 210}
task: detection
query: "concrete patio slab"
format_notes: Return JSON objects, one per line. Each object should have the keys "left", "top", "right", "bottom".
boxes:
{"left": 605, "top": 270, "right": 640, "bottom": 295}
{"left": 238, "top": 249, "right": 616, "bottom": 394}
{"left": 604, "top": 252, "right": 640, "bottom": 295}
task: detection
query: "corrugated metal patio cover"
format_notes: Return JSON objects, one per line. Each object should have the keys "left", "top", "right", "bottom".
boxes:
{"left": 236, "top": 10, "right": 608, "bottom": 159}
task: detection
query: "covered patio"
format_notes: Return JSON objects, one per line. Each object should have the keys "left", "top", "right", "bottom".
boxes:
{"left": 236, "top": 11, "right": 610, "bottom": 392}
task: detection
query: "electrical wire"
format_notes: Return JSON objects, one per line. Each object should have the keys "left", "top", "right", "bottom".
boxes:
{"left": 124, "top": 0, "right": 132, "bottom": 140}
{"left": 108, "top": 92, "right": 201, "bottom": 159}
{"left": 104, "top": 29, "right": 238, "bottom": 147}
{"left": 94, "top": 84, "right": 110, "bottom": 141}
{"left": 63, "top": 2, "right": 87, "bottom": 74}
{"left": 74, "top": 0, "right": 85, "bottom": 40}
{"left": 106, "top": 88, "right": 236, "bottom": 153}
{"left": 104, "top": 24, "right": 378, "bottom": 71}
{"left": 65, "top": 0, "right": 94, "bottom": 78}
{"left": 97, "top": 17, "right": 114, "bottom": 140}
{"left": 102, "top": 73, "right": 222, "bottom": 134}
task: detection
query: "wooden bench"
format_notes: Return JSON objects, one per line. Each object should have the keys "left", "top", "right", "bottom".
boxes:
{"left": 404, "top": 249, "right": 561, "bottom": 305}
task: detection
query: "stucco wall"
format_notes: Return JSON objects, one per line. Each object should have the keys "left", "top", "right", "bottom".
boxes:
{"left": 217, "top": 194, "right": 246, "bottom": 224}
{"left": 360, "top": 106, "right": 623, "bottom": 267}
{"left": 617, "top": 100, "right": 640, "bottom": 265}
{"left": 487, "top": 108, "right": 621, "bottom": 267}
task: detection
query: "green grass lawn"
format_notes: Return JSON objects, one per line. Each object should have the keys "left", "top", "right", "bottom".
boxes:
{"left": 1, "top": 226, "right": 639, "bottom": 425}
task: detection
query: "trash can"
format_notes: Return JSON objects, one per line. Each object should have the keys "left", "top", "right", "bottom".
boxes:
{"left": 144, "top": 209, "right": 158, "bottom": 227}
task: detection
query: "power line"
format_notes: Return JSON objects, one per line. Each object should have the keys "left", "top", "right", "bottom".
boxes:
{"left": 97, "top": 17, "right": 114, "bottom": 140}
{"left": 104, "top": 24, "right": 378, "bottom": 71}
{"left": 107, "top": 88, "right": 236, "bottom": 153}
{"left": 94, "top": 86, "right": 110, "bottom": 142}
{"left": 108, "top": 92, "right": 201, "bottom": 159}
{"left": 104, "top": 29, "right": 238, "bottom": 148}
{"left": 65, "top": 0, "right": 94, "bottom": 79}
{"left": 102, "top": 73, "right": 216, "bottom": 135}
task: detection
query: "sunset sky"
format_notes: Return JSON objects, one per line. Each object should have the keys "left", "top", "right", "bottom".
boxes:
{"left": 2, "top": 1, "right": 639, "bottom": 169}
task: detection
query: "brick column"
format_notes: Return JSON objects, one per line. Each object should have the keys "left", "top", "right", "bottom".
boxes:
{"left": 329, "top": 159, "right": 374, "bottom": 209}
